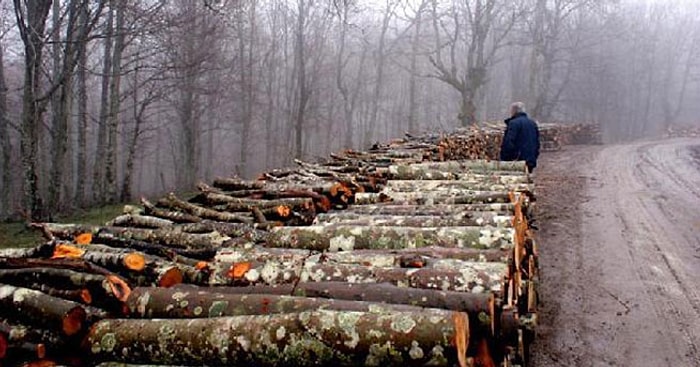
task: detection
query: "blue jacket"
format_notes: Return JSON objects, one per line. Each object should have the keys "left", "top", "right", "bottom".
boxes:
{"left": 499, "top": 112, "right": 540, "bottom": 168}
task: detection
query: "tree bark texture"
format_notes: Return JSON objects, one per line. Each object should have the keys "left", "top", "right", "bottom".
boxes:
{"left": 313, "top": 213, "right": 513, "bottom": 228}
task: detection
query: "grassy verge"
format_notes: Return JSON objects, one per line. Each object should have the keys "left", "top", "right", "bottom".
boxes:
{"left": 0, "top": 203, "right": 126, "bottom": 249}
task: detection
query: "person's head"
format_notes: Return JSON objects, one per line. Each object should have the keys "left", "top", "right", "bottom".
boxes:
{"left": 510, "top": 102, "right": 526, "bottom": 116}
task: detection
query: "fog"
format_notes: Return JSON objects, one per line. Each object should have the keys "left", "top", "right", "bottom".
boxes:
{"left": 1, "top": 0, "right": 699, "bottom": 219}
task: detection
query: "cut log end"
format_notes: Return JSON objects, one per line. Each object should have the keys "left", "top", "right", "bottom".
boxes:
{"left": 228, "top": 262, "right": 252, "bottom": 279}
{"left": 0, "top": 331, "right": 6, "bottom": 359}
{"left": 122, "top": 252, "right": 146, "bottom": 271}
{"left": 107, "top": 275, "right": 132, "bottom": 302}
{"left": 51, "top": 244, "right": 85, "bottom": 259}
{"left": 80, "top": 289, "right": 93, "bottom": 305}
{"left": 453, "top": 312, "right": 470, "bottom": 367}
{"left": 62, "top": 306, "right": 87, "bottom": 336}
{"left": 158, "top": 268, "right": 183, "bottom": 288}
{"left": 276, "top": 205, "right": 291, "bottom": 218}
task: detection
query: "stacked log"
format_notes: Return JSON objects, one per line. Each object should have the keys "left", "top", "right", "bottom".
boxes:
{"left": 664, "top": 125, "right": 700, "bottom": 138}
{"left": 0, "top": 128, "right": 543, "bottom": 367}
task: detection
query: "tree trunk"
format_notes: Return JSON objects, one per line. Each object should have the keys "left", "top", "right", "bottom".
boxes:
{"left": 75, "top": 2, "right": 89, "bottom": 208}
{"left": 104, "top": 0, "right": 126, "bottom": 204}
{"left": 0, "top": 42, "right": 10, "bottom": 219}
{"left": 92, "top": 1, "right": 114, "bottom": 204}
{"left": 293, "top": 0, "right": 308, "bottom": 160}
{"left": 384, "top": 160, "right": 528, "bottom": 173}
{"left": 0, "top": 284, "right": 87, "bottom": 336}
{"left": 85, "top": 310, "right": 469, "bottom": 366}
{"left": 384, "top": 180, "right": 533, "bottom": 193}
{"left": 157, "top": 193, "right": 254, "bottom": 223}
{"left": 356, "top": 191, "right": 512, "bottom": 205}
{"left": 17, "top": 0, "right": 53, "bottom": 220}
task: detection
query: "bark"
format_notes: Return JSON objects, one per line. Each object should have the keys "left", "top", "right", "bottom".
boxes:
{"left": 0, "top": 284, "right": 86, "bottom": 336}
{"left": 157, "top": 193, "right": 255, "bottom": 223}
{"left": 313, "top": 213, "right": 513, "bottom": 228}
{"left": 0, "top": 42, "right": 10, "bottom": 219}
{"left": 126, "top": 287, "right": 444, "bottom": 319}
{"left": 85, "top": 309, "right": 469, "bottom": 366}
{"left": 74, "top": 3, "right": 89, "bottom": 208}
{"left": 342, "top": 204, "right": 516, "bottom": 216}
{"left": 385, "top": 160, "right": 527, "bottom": 173}
{"left": 384, "top": 180, "right": 533, "bottom": 193}
{"left": 91, "top": 234, "right": 216, "bottom": 261}
{"left": 0, "top": 321, "right": 65, "bottom": 360}
{"left": 0, "top": 242, "right": 55, "bottom": 258}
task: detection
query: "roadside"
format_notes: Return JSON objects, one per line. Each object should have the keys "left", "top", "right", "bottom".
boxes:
{"left": 531, "top": 139, "right": 700, "bottom": 367}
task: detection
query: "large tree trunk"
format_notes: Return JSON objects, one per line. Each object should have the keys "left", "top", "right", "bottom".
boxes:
{"left": 104, "top": 0, "right": 126, "bottom": 203}
{"left": 340, "top": 204, "right": 516, "bottom": 216}
{"left": 17, "top": 0, "right": 53, "bottom": 220}
{"left": 0, "top": 42, "right": 10, "bottom": 219}
{"left": 85, "top": 310, "right": 470, "bottom": 366}
{"left": 92, "top": 1, "right": 113, "bottom": 204}
{"left": 75, "top": 3, "right": 89, "bottom": 208}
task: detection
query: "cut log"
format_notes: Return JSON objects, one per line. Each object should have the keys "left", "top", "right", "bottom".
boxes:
{"left": 382, "top": 191, "right": 513, "bottom": 205}
{"left": 141, "top": 197, "right": 202, "bottom": 223}
{"left": 210, "top": 259, "right": 506, "bottom": 293}
{"left": 396, "top": 160, "right": 527, "bottom": 172}
{"left": 0, "top": 321, "right": 65, "bottom": 360}
{"left": 126, "top": 287, "right": 437, "bottom": 319}
{"left": 85, "top": 309, "right": 469, "bottom": 366}
{"left": 0, "top": 284, "right": 87, "bottom": 336}
{"left": 377, "top": 165, "right": 530, "bottom": 182}
{"left": 384, "top": 180, "right": 533, "bottom": 193}
{"left": 0, "top": 268, "right": 124, "bottom": 312}
{"left": 178, "top": 282, "right": 494, "bottom": 327}
{"left": 313, "top": 213, "right": 513, "bottom": 228}
{"left": 87, "top": 234, "right": 211, "bottom": 264}
{"left": 158, "top": 193, "right": 254, "bottom": 223}
{"left": 265, "top": 225, "right": 514, "bottom": 251}
{"left": 343, "top": 204, "right": 516, "bottom": 216}
{"left": 106, "top": 214, "right": 174, "bottom": 229}
{"left": 0, "top": 242, "right": 56, "bottom": 259}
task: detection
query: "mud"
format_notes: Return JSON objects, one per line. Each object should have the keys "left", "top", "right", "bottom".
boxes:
{"left": 531, "top": 139, "right": 700, "bottom": 367}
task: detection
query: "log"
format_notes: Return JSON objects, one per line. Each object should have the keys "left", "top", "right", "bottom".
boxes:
{"left": 178, "top": 282, "right": 494, "bottom": 326}
{"left": 0, "top": 284, "right": 87, "bottom": 336}
{"left": 0, "top": 268, "right": 124, "bottom": 312}
{"left": 313, "top": 213, "right": 513, "bottom": 228}
{"left": 0, "top": 321, "right": 65, "bottom": 361}
{"left": 87, "top": 234, "right": 212, "bottom": 264}
{"left": 141, "top": 197, "right": 202, "bottom": 223}
{"left": 377, "top": 166, "right": 530, "bottom": 182}
{"left": 85, "top": 309, "right": 469, "bottom": 366}
{"left": 384, "top": 180, "right": 533, "bottom": 193}
{"left": 265, "top": 225, "right": 514, "bottom": 251}
{"left": 342, "top": 204, "right": 516, "bottom": 216}
{"left": 397, "top": 160, "right": 527, "bottom": 172}
{"left": 158, "top": 193, "right": 254, "bottom": 223}
{"left": 56, "top": 244, "right": 183, "bottom": 288}
{"left": 125, "top": 287, "right": 434, "bottom": 318}
{"left": 210, "top": 259, "right": 507, "bottom": 293}
{"left": 0, "top": 242, "right": 56, "bottom": 259}
{"left": 382, "top": 191, "right": 513, "bottom": 205}
{"left": 106, "top": 214, "right": 174, "bottom": 229}
{"left": 212, "top": 177, "right": 264, "bottom": 191}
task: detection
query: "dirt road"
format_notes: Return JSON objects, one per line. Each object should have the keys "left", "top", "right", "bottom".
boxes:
{"left": 531, "top": 139, "right": 700, "bottom": 367}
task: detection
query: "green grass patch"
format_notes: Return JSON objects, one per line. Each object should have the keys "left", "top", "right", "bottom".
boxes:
{"left": 0, "top": 203, "right": 127, "bottom": 249}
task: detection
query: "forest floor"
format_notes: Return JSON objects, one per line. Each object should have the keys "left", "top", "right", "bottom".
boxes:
{"left": 530, "top": 138, "right": 700, "bottom": 367}
{"left": 0, "top": 204, "right": 125, "bottom": 248}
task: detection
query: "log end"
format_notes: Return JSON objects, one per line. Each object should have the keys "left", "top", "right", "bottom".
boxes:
{"left": 123, "top": 252, "right": 146, "bottom": 272}
{"left": 62, "top": 306, "right": 87, "bottom": 336}
{"left": 158, "top": 267, "right": 184, "bottom": 288}
{"left": 452, "top": 311, "right": 470, "bottom": 367}
{"left": 0, "top": 331, "right": 7, "bottom": 360}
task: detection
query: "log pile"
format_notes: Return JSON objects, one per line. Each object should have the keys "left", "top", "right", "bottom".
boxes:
{"left": 0, "top": 129, "right": 542, "bottom": 367}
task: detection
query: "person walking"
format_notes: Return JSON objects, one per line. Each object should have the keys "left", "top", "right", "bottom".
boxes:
{"left": 499, "top": 102, "right": 540, "bottom": 173}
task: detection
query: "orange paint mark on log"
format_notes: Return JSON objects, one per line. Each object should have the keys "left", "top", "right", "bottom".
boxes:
{"left": 74, "top": 232, "right": 93, "bottom": 245}
{"left": 51, "top": 244, "right": 85, "bottom": 259}
{"left": 228, "top": 262, "right": 251, "bottom": 279}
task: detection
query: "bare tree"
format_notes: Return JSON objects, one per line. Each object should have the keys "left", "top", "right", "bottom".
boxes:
{"left": 0, "top": 37, "right": 10, "bottom": 219}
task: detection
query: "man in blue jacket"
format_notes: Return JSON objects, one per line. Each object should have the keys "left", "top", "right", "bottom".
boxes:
{"left": 499, "top": 102, "right": 540, "bottom": 173}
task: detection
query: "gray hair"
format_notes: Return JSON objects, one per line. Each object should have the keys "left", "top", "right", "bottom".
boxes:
{"left": 511, "top": 102, "right": 526, "bottom": 114}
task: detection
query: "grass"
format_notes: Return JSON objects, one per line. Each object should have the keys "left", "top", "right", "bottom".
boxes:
{"left": 0, "top": 203, "right": 127, "bottom": 249}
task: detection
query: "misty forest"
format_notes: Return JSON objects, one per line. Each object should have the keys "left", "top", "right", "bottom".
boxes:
{"left": 0, "top": 0, "right": 699, "bottom": 221}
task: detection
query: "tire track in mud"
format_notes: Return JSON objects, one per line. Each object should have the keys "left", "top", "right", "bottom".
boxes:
{"left": 531, "top": 139, "right": 700, "bottom": 367}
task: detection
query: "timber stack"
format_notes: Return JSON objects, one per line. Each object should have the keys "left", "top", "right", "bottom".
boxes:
{"left": 664, "top": 125, "right": 700, "bottom": 138}
{"left": 0, "top": 129, "right": 539, "bottom": 367}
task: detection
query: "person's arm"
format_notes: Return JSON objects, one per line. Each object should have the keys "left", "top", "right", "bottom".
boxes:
{"left": 500, "top": 121, "right": 520, "bottom": 161}
{"left": 535, "top": 123, "right": 540, "bottom": 159}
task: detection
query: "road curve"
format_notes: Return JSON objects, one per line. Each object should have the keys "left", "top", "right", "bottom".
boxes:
{"left": 532, "top": 139, "right": 700, "bottom": 367}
